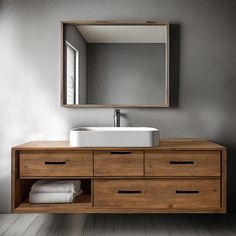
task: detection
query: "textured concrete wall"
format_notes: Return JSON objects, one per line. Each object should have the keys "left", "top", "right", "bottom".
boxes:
{"left": 0, "top": 0, "right": 235, "bottom": 213}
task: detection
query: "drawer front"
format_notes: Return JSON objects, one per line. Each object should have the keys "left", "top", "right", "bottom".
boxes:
{"left": 94, "top": 179, "right": 221, "bottom": 209}
{"left": 94, "top": 151, "right": 144, "bottom": 176}
{"left": 19, "top": 151, "right": 93, "bottom": 177}
{"left": 145, "top": 151, "right": 221, "bottom": 177}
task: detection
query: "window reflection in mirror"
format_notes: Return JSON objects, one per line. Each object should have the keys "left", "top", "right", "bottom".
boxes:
{"left": 66, "top": 41, "right": 79, "bottom": 104}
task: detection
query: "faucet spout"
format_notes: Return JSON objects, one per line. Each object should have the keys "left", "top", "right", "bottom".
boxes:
{"left": 113, "top": 109, "right": 120, "bottom": 127}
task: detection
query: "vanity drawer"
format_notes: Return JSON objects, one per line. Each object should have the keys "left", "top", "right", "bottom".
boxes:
{"left": 94, "top": 179, "right": 221, "bottom": 209}
{"left": 145, "top": 151, "right": 221, "bottom": 177}
{"left": 19, "top": 151, "right": 93, "bottom": 177}
{"left": 94, "top": 151, "right": 143, "bottom": 176}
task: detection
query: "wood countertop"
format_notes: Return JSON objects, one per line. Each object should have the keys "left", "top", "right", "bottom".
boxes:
{"left": 12, "top": 139, "right": 226, "bottom": 151}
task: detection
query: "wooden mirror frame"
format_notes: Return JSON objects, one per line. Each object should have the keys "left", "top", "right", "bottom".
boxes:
{"left": 60, "top": 20, "right": 169, "bottom": 108}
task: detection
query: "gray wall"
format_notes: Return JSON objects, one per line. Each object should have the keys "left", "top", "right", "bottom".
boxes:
{"left": 65, "top": 25, "right": 87, "bottom": 104}
{"left": 87, "top": 43, "right": 165, "bottom": 105}
{"left": 0, "top": 0, "right": 236, "bottom": 213}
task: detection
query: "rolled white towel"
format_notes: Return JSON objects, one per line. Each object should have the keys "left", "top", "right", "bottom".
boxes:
{"left": 29, "top": 189, "right": 83, "bottom": 204}
{"left": 31, "top": 180, "right": 81, "bottom": 194}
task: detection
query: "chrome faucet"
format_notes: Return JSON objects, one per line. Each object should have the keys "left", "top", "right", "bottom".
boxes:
{"left": 113, "top": 109, "right": 120, "bottom": 127}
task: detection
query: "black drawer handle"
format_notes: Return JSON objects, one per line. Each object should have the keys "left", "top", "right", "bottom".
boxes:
{"left": 170, "top": 161, "right": 194, "bottom": 165}
{"left": 110, "top": 151, "right": 131, "bottom": 155}
{"left": 176, "top": 190, "right": 199, "bottom": 194}
{"left": 44, "top": 161, "right": 66, "bottom": 165}
{"left": 118, "top": 190, "right": 142, "bottom": 194}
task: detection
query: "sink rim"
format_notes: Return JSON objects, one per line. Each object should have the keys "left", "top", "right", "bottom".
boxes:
{"left": 70, "top": 127, "right": 159, "bottom": 132}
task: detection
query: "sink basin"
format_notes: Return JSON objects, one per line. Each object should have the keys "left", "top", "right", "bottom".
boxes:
{"left": 70, "top": 127, "right": 159, "bottom": 147}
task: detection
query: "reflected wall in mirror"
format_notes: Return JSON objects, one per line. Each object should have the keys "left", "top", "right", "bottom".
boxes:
{"left": 61, "top": 21, "right": 169, "bottom": 107}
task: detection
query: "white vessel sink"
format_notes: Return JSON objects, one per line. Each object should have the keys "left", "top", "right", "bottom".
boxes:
{"left": 70, "top": 127, "right": 159, "bottom": 147}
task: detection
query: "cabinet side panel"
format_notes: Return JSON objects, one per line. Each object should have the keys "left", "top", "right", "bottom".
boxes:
{"left": 221, "top": 148, "right": 227, "bottom": 213}
{"left": 11, "top": 150, "right": 36, "bottom": 212}
{"left": 11, "top": 149, "right": 17, "bottom": 212}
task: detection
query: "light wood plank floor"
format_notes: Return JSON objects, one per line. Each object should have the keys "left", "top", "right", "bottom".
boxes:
{"left": 0, "top": 214, "right": 236, "bottom": 236}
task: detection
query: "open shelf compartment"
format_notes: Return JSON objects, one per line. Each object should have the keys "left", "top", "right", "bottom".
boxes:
{"left": 12, "top": 178, "right": 93, "bottom": 213}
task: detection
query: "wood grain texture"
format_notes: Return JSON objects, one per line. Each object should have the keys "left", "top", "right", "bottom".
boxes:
{"left": 14, "top": 196, "right": 90, "bottom": 214}
{"left": 94, "top": 179, "right": 221, "bottom": 209}
{"left": 11, "top": 139, "right": 227, "bottom": 214}
{"left": 23, "top": 214, "right": 52, "bottom": 236}
{"left": 221, "top": 149, "right": 227, "bottom": 212}
{"left": 12, "top": 139, "right": 226, "bottom": 151}
{"left": 2, "top": 214, "right": 236, "bottom": 235}
{"left": 1, "top": 214, "right": 38, "bottom": 236}
{"left": 61, "top": 104, "right": 169, "bottom": 108}
{"left": 19, "top": 151, "right": 93, "bottom": 177}
{"left": 11, "top": 149, "right": 18, "bottom": 211}
{"left": 13, "top": 206, "right": 226, "bottom": 214}
{"left": 145, "top": 151, "right": 221, "bottom": 177}
{"left": 62, "top": 20, "right": 169, "bottom": 25}
{"left": 11, "top": 150, "right": 35, "bottom": 210}
{"left": 94, "top": 151, "right": 143, "bottom": 176}
{"left": 60, "top": 20, "right": 170, "bottom": 108}
{"left": 0, "top": 214, "right": 20, "bottom": 235}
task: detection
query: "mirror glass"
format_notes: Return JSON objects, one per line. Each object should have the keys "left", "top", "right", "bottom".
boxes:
{"left": 62, "top": 22, "right": 169, "bottom": 107}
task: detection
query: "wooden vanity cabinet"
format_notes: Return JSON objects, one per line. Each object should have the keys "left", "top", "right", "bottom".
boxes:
{"left": 11, "top": 139, "right": 227, "bottom": 213}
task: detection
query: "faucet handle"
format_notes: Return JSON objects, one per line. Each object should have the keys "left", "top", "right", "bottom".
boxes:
{"left": 113, "top": 109, "right": 120, "bottom": 127}
{"left": 114, "top": 108, "right": 120, "bottom": 115}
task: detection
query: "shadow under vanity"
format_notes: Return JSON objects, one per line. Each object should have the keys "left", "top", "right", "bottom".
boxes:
{"left": 12, "top": 139, "right": 226, "bottom": 213}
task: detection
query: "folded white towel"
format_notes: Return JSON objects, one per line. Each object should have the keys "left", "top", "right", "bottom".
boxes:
{"left": 31, "top": 180, "right": 81, "bottom": 194}
{"left": 29, "top": 190, "right": 83, "bottom": 204}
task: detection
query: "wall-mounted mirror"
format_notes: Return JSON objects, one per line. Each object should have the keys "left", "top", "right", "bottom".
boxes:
{"left": 61, "top": 21, "right": 169, "bottom": 107}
